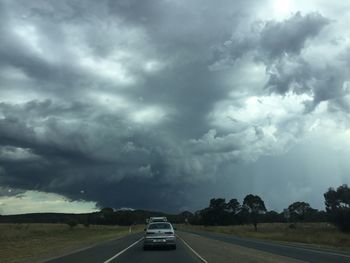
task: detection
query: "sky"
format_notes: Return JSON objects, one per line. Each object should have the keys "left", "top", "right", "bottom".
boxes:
{"left": 0, "top": 0, "right": 350, "bottom": 215}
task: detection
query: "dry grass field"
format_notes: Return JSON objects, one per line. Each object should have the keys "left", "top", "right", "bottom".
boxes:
{"left": 0, "top": 223, "right": 143, "bottom": 263}
{"left": 180, "top": 223, "right": 350, "bottom": 251}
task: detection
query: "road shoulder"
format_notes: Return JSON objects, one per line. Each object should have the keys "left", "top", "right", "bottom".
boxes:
{"left": 178, "top": 231, "right": 305, "bottom": 263}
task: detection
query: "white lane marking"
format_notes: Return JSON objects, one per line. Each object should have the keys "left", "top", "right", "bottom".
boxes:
{"left": 177, "top": 235, "right": 208, "bottom": 263}
{"left": 103, "top": 237, "right": 144, "bottom": 263}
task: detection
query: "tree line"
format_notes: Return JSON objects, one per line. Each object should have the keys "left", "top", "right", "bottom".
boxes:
{"left": 189, "top": 184, "right": 350, "bottom": 232}
{"left": 0, "top": 184, "right": 349, "bottom": 232}
{"left": 0, "top": 209, "right": 192, "bottom": 226}
{"left": 189, "top": 196, "right": 326, "bottom": 230}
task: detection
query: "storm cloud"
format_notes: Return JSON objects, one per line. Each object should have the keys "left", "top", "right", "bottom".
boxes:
{"left": 1, "top": 0, "right": 350, "bottom": 213}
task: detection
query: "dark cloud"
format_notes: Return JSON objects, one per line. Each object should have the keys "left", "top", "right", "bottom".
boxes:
{"left": 0, "top": 0, "right": 350, "bottom": 213}
{"left": 211, "top": 12, "right": 330, "bottom": 63}
{"left": 259, "top": 12, "right": 330, "bottom": 59}
{"left": 210, "top": 11, "right": 350, "bottom": 111}
{"left": 0, "top": 186, "right": 25, "bottom": 197}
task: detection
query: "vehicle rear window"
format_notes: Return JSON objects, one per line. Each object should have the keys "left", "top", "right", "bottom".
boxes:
{"left": 148, "top": 223, "right": 171, "bottom": 229}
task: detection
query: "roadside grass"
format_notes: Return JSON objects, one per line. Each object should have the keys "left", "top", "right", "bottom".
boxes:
{"left": 0, "top": 223, "right": 143, "bottom": 263}
{"left": 179, "top": 223, "right": 350, "bottom": 251}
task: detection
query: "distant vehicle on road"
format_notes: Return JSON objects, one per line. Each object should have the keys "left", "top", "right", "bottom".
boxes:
{"left": 148, "top": 216, "right": 167, "bottom": 223}
{"left": 143, "top": 222, "right": 176, "bottom": 250}
{"left": 146, "top": 216, "right": 168, "bottom": 224}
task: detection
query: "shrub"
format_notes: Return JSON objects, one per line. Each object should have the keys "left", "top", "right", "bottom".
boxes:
{"left": 66, "top": 219, "right": 78, "bottom": 229}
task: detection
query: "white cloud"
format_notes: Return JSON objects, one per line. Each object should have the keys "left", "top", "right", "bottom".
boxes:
{"left": 138, "top": 164, "right": 154, "bottom": 178}
{"left": 89, "top": 91, "right": 170, "bottom": 125}
{"left": 271, "top": 0, "right": 295, "bottom": 19}
{"left": 78, "top": 53, "right": 136, "bottom": 85}
{"left": 0, "top": 190, "right": 98, "bottom": 215}
{"left": 143, "top": 60, "right": 165, "bottom": 74}
{"left": 90, "top": 92, "right": 131, "bottom": 113}
{"left": 13, "top": 24, "right": 43, "bottom": 55}
{"left": 130, "top": 106, "right": 168, "bottom": 125}
{"left": 0, "top": 146, "right": 41, "bottom": 162}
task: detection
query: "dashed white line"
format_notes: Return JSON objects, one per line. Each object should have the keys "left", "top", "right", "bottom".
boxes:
{"left": 103, "top": 237, "right": 144, "bottom": 263}
{"left": 177, "top": 235, "right": 208, "bottom": 263}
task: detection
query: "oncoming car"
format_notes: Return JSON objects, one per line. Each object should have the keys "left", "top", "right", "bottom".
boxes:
{"left": 143, "top": 222, "right": 176, "bottom": 250}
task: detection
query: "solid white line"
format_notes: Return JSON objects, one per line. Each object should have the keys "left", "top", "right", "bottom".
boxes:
{"left": 103, "top": 237, "right": 144, "bottom": 263}
{"left": 177, "top": 235, "right": 208, "bottom": 263}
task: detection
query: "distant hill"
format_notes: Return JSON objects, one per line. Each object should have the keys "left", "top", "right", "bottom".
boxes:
{"left": 0, "top": 209, "right": 194, "bottom": 226}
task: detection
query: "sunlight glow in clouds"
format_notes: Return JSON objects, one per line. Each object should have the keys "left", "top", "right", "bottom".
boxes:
{"left": 0, "top": 190, "right": 98, "bottom": 215}
{"left": 130, "top": 106, "right": 168, "bottom": 125}
{"left": 209, "top": 92, "right": 312, "bottom": 131}
{"left": 79, "top": 56, "right": 136, "bottom": 85}
{"left": 13, "top": 24, "right": 43, "bottom": 55}
{"left": 272, "top": 0, "right": 294, "bottom": 18}
{"left": 0, "top": 146, "right": 41, "bottom": 162}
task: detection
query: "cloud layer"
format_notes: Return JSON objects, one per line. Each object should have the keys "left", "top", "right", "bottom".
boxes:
{"left": 1, "top": 0, "right": 350, "bottom": 213}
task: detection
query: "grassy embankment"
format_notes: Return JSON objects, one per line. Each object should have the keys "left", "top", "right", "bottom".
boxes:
{"left": 179, "top": 223, "right": 350, "bottom": 251}
{"left": 0, "top": 223, "right": 143, "bottom": 263}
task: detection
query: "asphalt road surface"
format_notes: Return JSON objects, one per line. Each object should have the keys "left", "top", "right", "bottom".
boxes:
{"left": 46, "top": 233, "right": 144, "bottom": 263}
{"left": 181, "top": 229, "right": 350, "bottom": 263}
{"left": 108, "top": 236, "right": 202, "bottom": 263}
{"left": 45, "top": 230, "right": 350, "bottom": 263}
{"left": 46, "top": 232, "right": 202, "bottom": 263}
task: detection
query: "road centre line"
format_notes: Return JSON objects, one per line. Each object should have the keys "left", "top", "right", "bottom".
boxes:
{"left": 103, "top": 237, "right": 144, "bottom": 263}
{"left": 177, "top": 235, "right": 208, "bottom": 263}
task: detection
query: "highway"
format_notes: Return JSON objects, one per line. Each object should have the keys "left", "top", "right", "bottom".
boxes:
{"left": 45, "top": 229, "right": 350, "bottom": 263}
{"left": 46, "top": 232, "right": 202, "bottom": 263}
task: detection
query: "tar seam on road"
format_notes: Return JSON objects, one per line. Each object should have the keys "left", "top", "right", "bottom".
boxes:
{"left": 177, "top": 235, "right": 208, "bottom": 263}
{"left": 103, "top": 237, "right": 144, "bottom": 263}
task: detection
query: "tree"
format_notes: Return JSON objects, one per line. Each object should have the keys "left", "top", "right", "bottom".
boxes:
{"left": 98, "top": 207, "right": 116, "bottom": 225}
{"left": 198, "top": 198, "right": 228, "bottom": 225}
{"left": 100, "top": 207, "right": 114, "bottom": 213}
{"left": 226, "top": 198, "right": 241, "bottom": 224}
{"left": 324, "top": 184, "right": 350, "bottom": 232}
{"left": 208, "top": 198, "right": 227, "bottom": 225}
{"left": 243, "top": 194, "right": 267, "bottom": 231}
{"left": 66, "top": 219, "right": 78, "bottom": 229}
{"left": 262, "top": 210, "right": 283, "bottom": 223}
{"left": 226, "top": 199, "right": 240, "bottom": 214}
{"left": 209, "top": 198, "right": 227, "bottom": 211}
{"left": 177, "top": 211, "right": 194, "bottom": 224}
{"left": 288, "top": 201, "right": 313, "bottom": 222}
